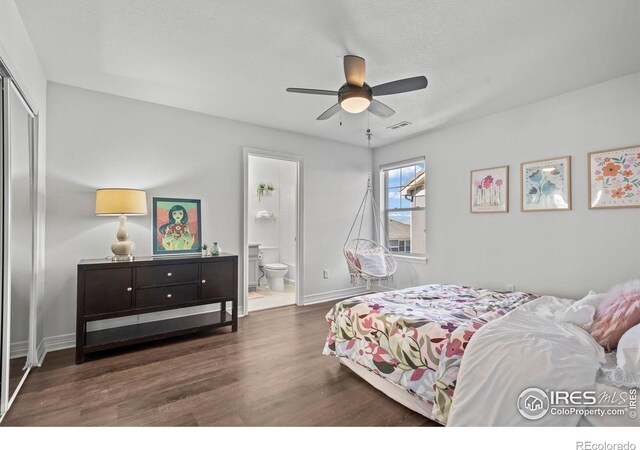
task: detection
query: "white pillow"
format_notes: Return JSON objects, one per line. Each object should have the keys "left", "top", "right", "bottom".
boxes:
{"left": 617, "top": 324, "right": 640, "bottom": 374}
{"left": 553, "top": 291, "right": 605, "bottom": 327}
{"left": 356, "top": 251, "right": 387, "bottom": 277}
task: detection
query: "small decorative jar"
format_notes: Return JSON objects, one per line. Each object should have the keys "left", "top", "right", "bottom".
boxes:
{"left": 211, "top": 242, "right": 221, "bottom": 256}
{"left": 201, "top": 244, "right": 208, "bottom": 257}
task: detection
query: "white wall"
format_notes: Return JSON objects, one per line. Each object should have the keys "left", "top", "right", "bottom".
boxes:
{"left": 0, "top": 0, "right": 48, "bottom": 358}
{"left": 248, "top": 156, "right": 297, "bottom": 279}
{"left": 44, "top": 82, "right": 371, "bottom": 340}
{"left": 373, "top": 72, "right": 640, "bottom": 299}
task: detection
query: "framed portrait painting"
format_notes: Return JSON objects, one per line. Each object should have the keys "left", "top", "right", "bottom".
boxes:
{"left": 152, "top": 197, "right": 202, "bottom": 255}
{"left": 470, "top": 165, "right": 509, "bottom": 213}
{"left": 521, "top": 156, "right": 571, "bottom": 212}
{"left": 589, "top": 145, "right": 640, "bottom": 209}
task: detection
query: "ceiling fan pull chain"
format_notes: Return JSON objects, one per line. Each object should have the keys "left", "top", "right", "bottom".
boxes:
{"left": 366, "top": 112, "right": 372, "bottom": 146}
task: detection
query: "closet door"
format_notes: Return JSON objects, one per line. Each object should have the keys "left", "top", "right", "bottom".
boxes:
{"left": 0, "top": 72, "right": 4, "bottom": 416}
{"left": 1, "top": 77, "right": 36, "bottom": 416}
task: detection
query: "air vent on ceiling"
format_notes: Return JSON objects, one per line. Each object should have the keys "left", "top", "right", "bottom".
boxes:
{"left": 387, "top": 121, "right": 412, "bottom": 130}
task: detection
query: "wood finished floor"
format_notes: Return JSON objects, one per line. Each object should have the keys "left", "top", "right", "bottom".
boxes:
{"left": 2, "top": 301, "right": 437, "bottom": 426}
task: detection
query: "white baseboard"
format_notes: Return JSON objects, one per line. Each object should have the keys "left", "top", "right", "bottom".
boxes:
{"left": 43, "top": 333, "right": 75, "bottom": 353}
{"left": 10, "top": 339, "right": 28, "bottom": 359}
{"left": 303, "top": 286, "right": 370, "bottom": 305}
{"left": 369, "top": 285, "right": 394, "bottom": 293}
{"left": 10, "top": 338, "right": 49, "bottom": 366}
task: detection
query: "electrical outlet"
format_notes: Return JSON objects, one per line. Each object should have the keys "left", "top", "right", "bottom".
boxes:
{"left": 506, "top": 284, "right": 515, "bottom": 292}
{"left": 323, "top": 269, "right": 329, "bottom": 279}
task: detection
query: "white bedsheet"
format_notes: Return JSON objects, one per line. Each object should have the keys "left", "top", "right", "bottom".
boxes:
{"left": 448, "top": 296, "right": 609, "bottom": 426}
{"left": 579, "top": 353, "right": 640, "bottom": 427}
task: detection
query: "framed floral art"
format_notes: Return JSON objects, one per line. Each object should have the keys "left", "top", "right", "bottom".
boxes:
{"left": 470, "top": 166, "right": 509, "bottom": 213}
{"left": 589, "top": 145, "right": 640, "bottom": 209}
{"left": 152, "top": 197, "right": 202, "bottom": 255}
{"left": 521, "top": 156, "right": 571, "bottom": 212}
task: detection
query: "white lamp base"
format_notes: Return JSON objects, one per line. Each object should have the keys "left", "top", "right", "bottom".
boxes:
{"left": 111, "top": 215, "right": 135, "bottom": 261}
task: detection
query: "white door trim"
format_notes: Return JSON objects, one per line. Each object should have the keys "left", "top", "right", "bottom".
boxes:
{"left": 242, "top": 147, "right": 304, "bottom": 315}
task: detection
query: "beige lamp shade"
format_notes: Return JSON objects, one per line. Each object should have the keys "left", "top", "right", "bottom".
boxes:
{"left": 95, "top": 188, "right": 147, "bottom": 216}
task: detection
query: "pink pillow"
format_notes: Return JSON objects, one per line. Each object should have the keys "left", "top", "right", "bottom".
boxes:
{"left": 345, "top": 250, "right": 361, "bottom": 272}
{"left": 590, "top": 280, "right": 640, "bottom": 351}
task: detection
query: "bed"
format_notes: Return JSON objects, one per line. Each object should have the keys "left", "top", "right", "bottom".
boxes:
{"left": 322, "top": 284, "right": 537, "bottom": 424}
{"left": 324, "top": 284, "right": 640, "bottom": 426}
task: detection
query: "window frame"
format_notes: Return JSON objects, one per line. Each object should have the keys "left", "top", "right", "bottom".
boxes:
{"left": 380, "top": 158, "right": 426, "bottom": 259}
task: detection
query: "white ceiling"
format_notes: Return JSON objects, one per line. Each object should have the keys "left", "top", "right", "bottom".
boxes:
{"left": 15, "top": 0, "right": 640, "bottom": 148}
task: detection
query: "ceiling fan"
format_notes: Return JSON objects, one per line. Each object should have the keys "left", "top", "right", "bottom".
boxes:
{"left": 286, "top": 55, "right": 428, "bottom": 120}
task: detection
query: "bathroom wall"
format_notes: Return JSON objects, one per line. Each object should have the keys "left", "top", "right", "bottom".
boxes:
{"left": 248, "top": 155, "right": 297, "bottom": 280}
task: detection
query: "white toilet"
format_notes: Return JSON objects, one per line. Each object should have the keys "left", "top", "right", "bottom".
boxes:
{"left": 259, "top": 246, "right": 288, "bottom": 291}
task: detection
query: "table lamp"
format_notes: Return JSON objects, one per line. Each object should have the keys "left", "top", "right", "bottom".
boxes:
{"left": 95, "top": 188, "right": 147, "bottom": 261}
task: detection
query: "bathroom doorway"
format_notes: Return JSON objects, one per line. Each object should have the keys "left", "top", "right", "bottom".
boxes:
{"left": 243, "top": 148, "right": 303, "bottom": 314}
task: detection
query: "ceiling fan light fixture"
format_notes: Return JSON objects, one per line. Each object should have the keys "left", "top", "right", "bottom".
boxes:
{"left": 340, "top": 96, "right": 371, "bottom": 114}
{"left": 286, "top": 55, "right": 427, "bottom": 120}
{"left": 339, "top": 88, "right": 373, "bottom": 114}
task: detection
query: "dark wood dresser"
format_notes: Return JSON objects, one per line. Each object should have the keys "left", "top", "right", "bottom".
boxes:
{"left": 76, "top": 254, "right": 238, "bottom": 363}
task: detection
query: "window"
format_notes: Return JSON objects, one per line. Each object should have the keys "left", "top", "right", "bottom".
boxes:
{"left": 381, "top": 159, "right": 425, "bottom": 256}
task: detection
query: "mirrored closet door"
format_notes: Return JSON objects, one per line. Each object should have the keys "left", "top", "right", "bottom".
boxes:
{"left": 0, "top": 69, "right": 38, "bottom": 419}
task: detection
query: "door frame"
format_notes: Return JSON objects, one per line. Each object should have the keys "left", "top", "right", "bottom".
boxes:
{"left": 242, "top": 147, "right": 304, "bottom": 315}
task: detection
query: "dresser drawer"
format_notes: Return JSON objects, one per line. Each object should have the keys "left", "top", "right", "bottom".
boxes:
{"left": 136, "top": 263, "right": 199, "bottom": 287}
{"left": 135, "top": 283, "right": 199, "bottom": 309}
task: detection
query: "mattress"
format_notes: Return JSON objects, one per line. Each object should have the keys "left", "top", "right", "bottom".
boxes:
{"left": 323, "top": 284, "right": 537, "bottom": 424}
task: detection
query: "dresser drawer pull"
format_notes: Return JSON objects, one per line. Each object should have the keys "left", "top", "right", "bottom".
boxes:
{"left": 202, "top": 279, "right": 206, "bottom": 284}
{"left": 167, "top": 272, "right": 172, "bottom": 277}
{"left": 167, "top": 294, "right": 172, "bottom": 299}
{"left": 127, "top": 287, "right": 132, "bottom": 292}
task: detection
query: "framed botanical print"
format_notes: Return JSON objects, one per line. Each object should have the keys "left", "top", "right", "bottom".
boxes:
{"left": 589, "top": 145, "right": 640, "bottom": 209}
{"left": 521, "top": 156, "right": 571, "bottom": 212}
{"left": 470, "top": 165, "right": 509, "bottom": 213}
{"left": 152, "top": 197, "right": 202, "bottom": 255}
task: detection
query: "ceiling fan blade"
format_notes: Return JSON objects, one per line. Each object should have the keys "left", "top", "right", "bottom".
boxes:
{"left": 286, "top": 88, "right": 338, "bottom": 96}
{"left": 367, "top": 99, "right": 395, "bottom": 118}
{"left": 344, "top": 55, "right": 365, "bottom": 87}
{"left": 316, "top": 103, "right": 341, "bottom": 120}
{"left": 371, "top": 76, "right": 428, "bottom": 96}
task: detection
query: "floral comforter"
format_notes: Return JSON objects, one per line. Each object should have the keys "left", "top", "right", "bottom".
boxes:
{"left": 322, "top": 284, "right": 537, "bottom": 424}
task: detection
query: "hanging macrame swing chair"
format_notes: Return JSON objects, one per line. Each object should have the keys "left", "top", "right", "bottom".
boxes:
{"left": 344, "top": 179, "right": 397, "bottom": 288}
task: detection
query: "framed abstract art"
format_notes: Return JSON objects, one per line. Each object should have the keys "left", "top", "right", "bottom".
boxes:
{"left": 152, "top": 197, "right": 202, "bottom": 255}
{"left": 521, "top": 156, "right": 571, "bottom": 212}
{"left": 589, "top": 145, "right": 640, "bottom": 209}
{"left": 470, "top": 165, "right": 509, "bottom": 213}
